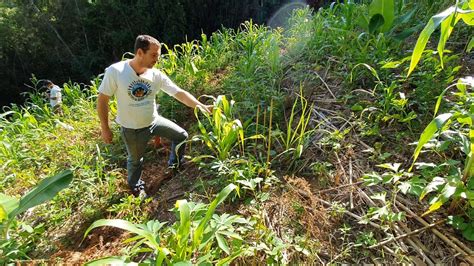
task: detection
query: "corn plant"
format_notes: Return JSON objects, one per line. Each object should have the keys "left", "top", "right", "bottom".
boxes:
{"left": 192, "top": 95, "right": 246, "bottom": 161}
{"left": 409, "top": 77, "right": 474, "bottom": 216}
{"left": 0, "top": 170, "right": 73, "bottom": 263}
{"left": 84, "top": 184, "right": 249, "bottom": 265}
{"left": 407, "top": 0, "right": 474, "bottom": 76}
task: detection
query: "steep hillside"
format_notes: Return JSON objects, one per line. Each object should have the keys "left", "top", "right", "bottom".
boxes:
{"left": 1, "top": 1, "right": 473, "bottom": 264}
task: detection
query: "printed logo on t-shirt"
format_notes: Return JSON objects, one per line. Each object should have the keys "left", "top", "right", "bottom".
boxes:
{"left": 128, "top": 80, "right": 151, "bottom": 101}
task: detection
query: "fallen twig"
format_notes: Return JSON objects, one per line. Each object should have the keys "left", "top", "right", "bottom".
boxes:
{"left": 334, "top": 152, "right": 347, "bottom": 185}
{"left": 369, "top": 219, "right": 446, "bottom": 250}
{"left": 396, "top": 221, "right": 438, "bottom": 265}
{"left": 349, "top": 158, "right": 354, "bottom": 209}
{"left": 311, "top": 70, "right": 336, "bottom": 99}
{"left": 396, "top": 201, "right": 474, "bottom": 264}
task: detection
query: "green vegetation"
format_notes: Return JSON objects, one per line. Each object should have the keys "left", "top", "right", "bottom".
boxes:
{"left": 1, "top": 0, "right": 474, "bottom": 264}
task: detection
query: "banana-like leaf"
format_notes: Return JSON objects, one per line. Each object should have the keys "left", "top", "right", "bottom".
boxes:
{"left": 0, "top": 205, "right": 6, "bottom": 222}
{"left": 0, "top": 193, "right": 19, "bottom": 219}
{"left": 369, "top": 0, "right": 394, "bottom": 32}
{"left": 410, "top": 113, "right": 453, "bottom": 171}
{"left": 369, "top": 14, "right": 385, "bottom": 33}
{"left": 10, "top": 170, "right": 73, "bottom": 218}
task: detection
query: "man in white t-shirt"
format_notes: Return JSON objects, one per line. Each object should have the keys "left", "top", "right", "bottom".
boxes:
{"left": 43, "top": 80, "right": 63, "bottom": 114}
{"left": 97, "top": 35, "right": 211, "bottom": 197}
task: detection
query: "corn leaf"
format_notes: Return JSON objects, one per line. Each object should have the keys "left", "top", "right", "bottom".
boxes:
{"left": 467, "top": 36, "right": 474, "bottom": 52}
{"left": 176, "top": 200, "right": 191, "bottom": 258}
{"left": 410, "top": 113, "right": 453, "bottom": 171}
{"left": 437, "top": 13, "right": 460, "bottom": 67}
{"left": 84, "top": 219, "right": 149, "bottom": 239}
{"left": 407, "top": 6, "right": 456, "bottom": 76}
{"left": 10, "top": 170, "right": 73, "bottom": 218}
{"left": 193, "top": 184, "right": 236, "bottom": 251}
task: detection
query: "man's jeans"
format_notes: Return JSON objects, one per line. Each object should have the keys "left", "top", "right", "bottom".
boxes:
{"left": 120, "top": 116, "right": 188, "bottom": 189}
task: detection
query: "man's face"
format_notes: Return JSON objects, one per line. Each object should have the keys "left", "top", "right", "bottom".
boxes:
{"left": 139, "top": 44, "right": 160, "bottom": 69}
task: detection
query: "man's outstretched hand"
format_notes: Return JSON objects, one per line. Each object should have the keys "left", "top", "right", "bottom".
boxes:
{"left": 203, "top": 104, "right": 213, "bottom": 114}
{"left": 197, "top": 104, "right": 213, "bottom": 114}
{"left": 101, "top": 127, "right": 113, "bottom": 144}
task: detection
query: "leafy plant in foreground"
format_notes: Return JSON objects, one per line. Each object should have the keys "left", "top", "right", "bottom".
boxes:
{"left": 0, "top": 170, "right": 73, "bottom": 263}
{"left": 84, "top": 184, "right": 250, "bottom": 265}
{"left": 409, "top": 77, "right": 474, "bottom": 215}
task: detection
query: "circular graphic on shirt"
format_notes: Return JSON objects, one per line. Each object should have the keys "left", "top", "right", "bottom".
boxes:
{"left": 128, "top": 80, "right": 152, "bottom": 101}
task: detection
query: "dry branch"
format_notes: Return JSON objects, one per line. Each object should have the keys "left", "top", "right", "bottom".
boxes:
{"left": 369, "top": 219, "right": 446, "bottom": 249}
{"left": 396, "top": 201, "right": 474, "bottom": 264}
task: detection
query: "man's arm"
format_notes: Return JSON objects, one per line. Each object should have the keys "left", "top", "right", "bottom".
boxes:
{"left": 97, "top": 93, "right": 113, "bottom": 143}
{"left": 173, "top": 91, "right": 212, "bottom": 113}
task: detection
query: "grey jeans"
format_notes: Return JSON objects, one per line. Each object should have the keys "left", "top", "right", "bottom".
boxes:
{"left": 120, "top": 116, "right": 188, "bottom": 189}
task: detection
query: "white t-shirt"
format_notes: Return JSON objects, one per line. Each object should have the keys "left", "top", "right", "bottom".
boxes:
{"left": 50, "top": 85, "right": 62, "bottom": 107}
{"left": 98, "top": 60, "right": 182, "bottom": 129}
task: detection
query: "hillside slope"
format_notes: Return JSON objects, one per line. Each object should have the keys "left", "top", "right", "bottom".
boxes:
{"left": 1, "top": 1, "right": 473, "bottom": 264}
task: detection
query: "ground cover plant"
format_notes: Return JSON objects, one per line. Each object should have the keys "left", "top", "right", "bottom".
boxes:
{"left": 1, "top": 0, "right": 474, "bottom": 264}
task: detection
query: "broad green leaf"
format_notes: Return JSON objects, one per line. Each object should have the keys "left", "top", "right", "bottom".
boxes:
{"left": 368, "top": 14, "right": 385, "bottom": 33}
{"left": 216, "top": 250, "right": 244, "bottom": 266}
{"left": 381, "top": 61, "right": 402, "bottom": 69}
{"left": 410, "top": 113, "right": 453, "bottom": 171}
{"left": 433, "top": 85, "right": 457, "bottom": 116}
{"left": 85, "top": 256, "right": 137, "bottom": 266}
{"left": 377, "top": 163, "right": 401, "bottom": 172}
{"left": 462, "top": 224, "right": 474, "bottom": 241}
{"left": 84, "top": 219, "right": 150, "bottom": 241}
{"left": 369, "top": 0, "right": 395, "bottom": 32}
{"left": 0, "top": 193, "right": 19, "bottom": 217}
{"left": 216, "top": 233, "right": 230, "bottom": 254}
{"left": 0, "top": 205, "right": 6, "bottom": 221}
{"left": 458, "top": 10, "right": 474, "bottom": 25}
{"left": 173, "top": 262, "right": 193, "bottom": 266}
{"left": 370, "top": 192, "right": 386, "bottom": 203}
{"left": 351, "top": 63, "right": 380, "bottom": 82}
{"left": 392, "top": 24, "right": 423, "bottom": 41}
{"left": 362, "top": 173, "right": 383, "bottom": 186}
{"left": 408, "top": 6, "right": 456, "bottom": 76}
{"left": 422, "top": 199, "right": 444, "bottom": 216}
{"left": 398, "top": 177, "right": 426, "bottom": 196}
{"left": 420, "top": 177, "right": 446, "bottom": 200}
{"left": 437, "top": 13, "right": 459, "bottom": 67}
{"left": 441, "top": 181, "right": 458, "bottom": 199}
{"left": 10, "top": 170, "right": 73, "bottom": 218}
{"left": 176, "top": 200, "right": 191, "bottom": 257}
